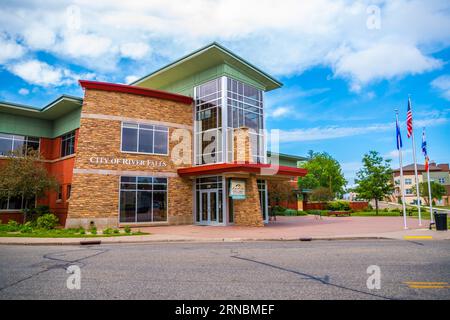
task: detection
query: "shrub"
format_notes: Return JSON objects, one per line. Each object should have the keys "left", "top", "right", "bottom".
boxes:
{"left": 6, "top": 220, "right": 20, "bottom": 232}
{"left": 36, "top": 214, "right": 59, "bottom": 230}
{"left": 90, "top": 226, "right": 97, "bottom": 235}
{"left": 103, "top": 228, "right": 113, "bottom": 235}
{"left": 327, "top": 201, "right": 350, "bottom": 211}
{"left": 80, "top": 229, "right": 86, "bottom": 235}
{"left": 296, "top": 210, "right": 308, "bottom": 216}
{"left": 113, "top": 229, "right": 119, "bottom": 234}
{"left": 24, "top": 205, "right": 51, "bottom": 222}
{"left": 283, "top": 209, "right": 298, "bottom": 216}
{"left": 306, "top": 210, "right": 326, "bottom": 216}
{"left": 124, "top": 226, "right": 131, "bottom": 234}
{"left": 20, "top": 222, "right": 33, "bottom": 233}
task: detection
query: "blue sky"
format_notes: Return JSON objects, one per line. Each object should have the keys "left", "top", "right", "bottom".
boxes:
{"left": 0, "top": 0, "right": 449, "bottom": 186}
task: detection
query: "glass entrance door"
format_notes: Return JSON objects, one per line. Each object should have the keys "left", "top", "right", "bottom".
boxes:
{"left": 199, "top": 190, "right": 219, "bottom": 225}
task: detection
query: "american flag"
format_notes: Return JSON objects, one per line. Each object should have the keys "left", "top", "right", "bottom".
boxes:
{"left": 407, "top": 97, "right": 413, "bottom": 138}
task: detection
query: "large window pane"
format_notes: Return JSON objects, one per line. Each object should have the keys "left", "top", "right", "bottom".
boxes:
{"left": 0, "top": 138, "right": 12, "bottom": 156}
{"left": 152, "top": 192, "right": 167, "bottom": 222}
{"left": 120, "top": 191, "right": 136, "bottom": 223}
{"left": 138, "top": 129, "right": 153, "bottom": 153}
{"left": 154, "top": 131, "right": 168, "bottom": 154}
{"left": 136, "top": 191, "right": 152, "bottom": 222}
{"left": 122, "top": 127, "right": 138, "bottom": 152}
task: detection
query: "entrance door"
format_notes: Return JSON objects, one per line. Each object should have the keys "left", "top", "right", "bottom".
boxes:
{"left": 199, "top": 190, "right": 219, "bottom": 225}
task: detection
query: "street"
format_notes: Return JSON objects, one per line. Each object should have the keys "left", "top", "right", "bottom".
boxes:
{"left": 0, "top": 240, "right": 449, "bottom": 300}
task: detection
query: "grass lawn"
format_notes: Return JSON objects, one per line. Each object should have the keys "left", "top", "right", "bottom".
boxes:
{"left": 0, "top": 226, "right": 148, "bottom": 238}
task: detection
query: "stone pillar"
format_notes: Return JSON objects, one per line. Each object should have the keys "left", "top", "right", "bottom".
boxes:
{"left": 233, "top": 127, "right": 252, "bottom": 163}
{"left": 233, "top": 174, "right": 264, "bottom": 227}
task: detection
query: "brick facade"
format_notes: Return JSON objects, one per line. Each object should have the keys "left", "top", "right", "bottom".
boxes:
{"left": 233, "top": 174, "right": 264, "bottom": 227}
{"left": 66, "top": 89, "right": 194, "bottom": 228}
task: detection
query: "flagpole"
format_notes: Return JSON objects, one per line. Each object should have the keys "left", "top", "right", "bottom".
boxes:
{"left": 424, "top": 127, "right": 434, "bottom": 224}
{"left": 427, "top": 163, "right": 434, "bottom": 223}
{"left": 409, "top": 97, "right": 422, "bottom": 226}
{"left": 396, "top": 110, "right": 408, "bottom": 229}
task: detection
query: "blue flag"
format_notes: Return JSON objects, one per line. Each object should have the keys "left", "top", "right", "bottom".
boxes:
{"left": 396, "top": 117, "right": 403, "bottom": 150}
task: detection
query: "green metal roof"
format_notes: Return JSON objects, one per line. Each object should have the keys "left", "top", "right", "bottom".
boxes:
{"left": 267, "top": 151, "right": 308, "bottom": 162}
{"left": 131, "top": 42, "right": 283, "bottom": 92}
{"left": 0, "top": 95, "right": 83, "bottom": 120}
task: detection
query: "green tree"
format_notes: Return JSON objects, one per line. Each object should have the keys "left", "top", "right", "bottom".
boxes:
{"left": 353, "top": 151, "right": 393, "bottom": 214}
{"left": 412, "top": 181, "right": 446, "bottom": 205}
{"left": 298, "top": 173, "right": 319, "bottom": 191}
{"left": 300, "top": 151, "right": 347, "bottom": 196}
{"left": 0, "top": 149, "right": 59, "bottom": 221}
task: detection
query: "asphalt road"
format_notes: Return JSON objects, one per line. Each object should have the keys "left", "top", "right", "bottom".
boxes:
{"left": 0, "top": 240, "right": 449, "bottom": 300}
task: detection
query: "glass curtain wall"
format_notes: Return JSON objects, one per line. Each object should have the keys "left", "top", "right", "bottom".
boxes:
{"left": 226, "top": 78, "right": 264, "bottom": 163}
{"left": 194, "top": 77, "right": 265, "bottom": 165}
{"left": 195, "top": 79, "right": 222, "bottom": 165}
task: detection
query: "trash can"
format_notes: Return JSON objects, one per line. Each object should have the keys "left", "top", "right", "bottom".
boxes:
{"left": 434, "top": 211, "right": 448, "bottom": 231}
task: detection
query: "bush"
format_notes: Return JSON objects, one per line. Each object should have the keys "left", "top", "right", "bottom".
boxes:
{"left": 327, "top": 201, "right": 350, "bottom": 211}
{"left": 103, "top": 228, "right": 113, "bottom": 235}
{"left": 296, "top": 210, "right": 308, "bottom": 216}
{"left": 36, "top": 214, "right": 59, "bottom": 230}
{"left": 113, "top": 229, "right": 119, "bottom": 234}
{"left": 20, "top": 222, "right": 33, "bottom": 233}
{"left": 90, "top": 226, "right": 97, "bottom": 235}
{"left": 124, "top": 226, "right": 131, "bottom": 234}
{"left": 283, "top": 209, "right": 298, "bottom": 216}
{"left": 3, "top": 220, "right": 21, "bottom": 232}
{"left": 24, "top": 205, "right": 51, "bottom": 222}
{"left": 306, "top": 210, "right": 327, "bottom": 216}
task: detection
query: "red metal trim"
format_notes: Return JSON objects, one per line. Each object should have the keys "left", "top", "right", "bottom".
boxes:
{"left": 178, "top": 163, "right": 307, "bottom": 177}
{"left": 79, "top": 80, "right": 193, "bottom": 105}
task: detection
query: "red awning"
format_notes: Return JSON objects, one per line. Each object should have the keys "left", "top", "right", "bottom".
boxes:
{"left": 178, "top": 163, "right": 307, "bottom": 178}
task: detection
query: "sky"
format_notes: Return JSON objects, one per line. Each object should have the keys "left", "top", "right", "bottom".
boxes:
{"left": 0, "top": 0, "right": 449, "bottom": 187}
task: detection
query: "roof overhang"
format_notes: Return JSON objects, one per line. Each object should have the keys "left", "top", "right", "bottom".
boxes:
{"left": 178, "top": 163, "right": 307, "bottom": 178}
{"left": 0, "top": 95, "right": 82, "bottom": 120}
{"left": 131, "top": 42, "right": 283, "bottom": 92}
{"left": 79, "top": 80, "right": 193, "bottom": 105}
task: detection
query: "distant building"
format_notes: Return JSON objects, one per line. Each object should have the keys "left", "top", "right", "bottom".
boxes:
{"left": 392, "top": 162, "right": 450, "bottom": 206}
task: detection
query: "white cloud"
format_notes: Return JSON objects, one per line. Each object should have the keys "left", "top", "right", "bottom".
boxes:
{"left": 431, "top": 75, "right": 450, "bottom": 100}
{"left": 383, "top": 148, "right": 412, "bottom": 159}
{"left": 271, "top": 106, "right": 291, "bottom": 118}
{"left": 278, "top": 116, "right": 448, "bottom": 143}
{"left": 56, "top": 32, "right": 113, "bottom": 59}
{"left": 0, "top": 0, "right": 448, "bottom": 90}
{"left": 329, "top": 42, "right": 443, "bottom": 91}
{"left": 23, "top": 25, "right": 56, "bottom": 49}
{"left": 120, "top": 42, "right": 151, "bottom": 59}
{"left": 125, "top": 75, "right": 139, "bottom": 84}
{"left": 0, "top": 36, "right": 25, "bottom": 64}
{"left": 8, "top": 59, "right": 96, "bottom": 87}
{"left": 18, "top": 88, "right": 29, "bottom": 95}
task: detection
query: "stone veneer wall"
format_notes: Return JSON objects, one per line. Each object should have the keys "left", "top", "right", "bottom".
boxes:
{"left": 66, "top": 89, "right": 193, "bottom": 229}
{"left": 233, "top": 174, "right": 264, "bottom": 227}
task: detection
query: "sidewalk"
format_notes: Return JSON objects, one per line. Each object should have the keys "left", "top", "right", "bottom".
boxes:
{"left": 0, "top": 216, "right": 448, "bottom": 245}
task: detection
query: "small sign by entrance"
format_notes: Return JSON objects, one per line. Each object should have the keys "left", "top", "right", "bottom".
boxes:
{"left": 230, "top": 180, "right": 246, "bottom": 199}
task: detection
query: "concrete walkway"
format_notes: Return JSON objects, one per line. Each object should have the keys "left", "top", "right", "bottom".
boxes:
{"left": 0, "top": 215, "right": 448, "bottom": 245}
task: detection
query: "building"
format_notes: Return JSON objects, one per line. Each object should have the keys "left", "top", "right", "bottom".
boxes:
{"left": 392, "top": 162, "right": 450, "bottom": 206}
{"left": 0, "top": 43, "right": 307, "bottom": 228}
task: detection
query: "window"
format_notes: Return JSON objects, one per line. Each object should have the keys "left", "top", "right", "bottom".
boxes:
{"left": 121, "top": 123, "right": 168, "bottom": 155}
{"left": 405, "top": 189, "right": 413, "bottom": 195}
{"left": 0, "top": 193, "right": 35, "bottom": 211}
{"left": 67, "top": 185, "right": 72, "bottom": 200}
{"left": 405, "top": 178, "right": 412, "bottom": 185}
{"left": 119, "top": 176, "right": 167, "bottom": 223}
{"left": 57, "top": 186, "right": 63, "bottom": 201}
{"left": 226, "top": 78, "right": 264, "bottom": 163}
{"left": 61, "top": 131, "right": 76, "bottom": 157}
{"left": 0, "top": 133, "right": 40, "bottom": 156}
{"left": 195, "top": 79, "right": 222, "bottom": 165}
{"left": 438, "top": 178, "right": 446, "bottom": 184}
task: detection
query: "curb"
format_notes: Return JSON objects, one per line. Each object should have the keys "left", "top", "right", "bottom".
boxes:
{"left": 0, "top": 236, "right": 398, "bottom": 246}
